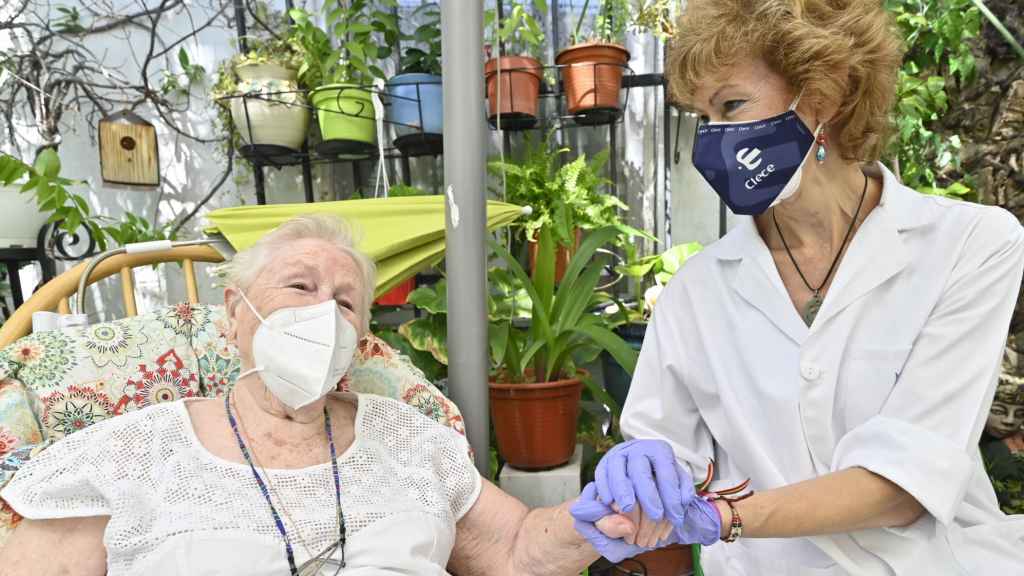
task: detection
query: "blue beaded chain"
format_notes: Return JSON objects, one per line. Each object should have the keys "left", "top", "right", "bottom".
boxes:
{"left": 225, "top": 393, "right": 346, "bottom": 575}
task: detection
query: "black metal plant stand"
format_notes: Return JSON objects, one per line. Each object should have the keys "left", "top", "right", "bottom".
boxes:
{"left": 228, "top": 0, "right": 675, "bottom": 238}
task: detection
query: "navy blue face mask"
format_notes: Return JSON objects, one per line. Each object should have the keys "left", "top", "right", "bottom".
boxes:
{"left": 692, "top": 95, "right": 819, "bottom": 215}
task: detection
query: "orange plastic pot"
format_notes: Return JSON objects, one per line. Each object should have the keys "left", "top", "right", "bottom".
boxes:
{"left": 489, "top": 372, "right": 584, "bottom": 470}
{"left": 374, "top": 277, "right": 415, "bottom": 306}
{"left": 556, "top": 42, "right": 630, "bottom": 114}
{"left": 484, "top": 56, "right": 542, "bottom": 124}
{"left": 617, "top": 544, "right": 694, "bottom": 575}
{"left": 527, "top": 228, "right": 581, "bottom": 283}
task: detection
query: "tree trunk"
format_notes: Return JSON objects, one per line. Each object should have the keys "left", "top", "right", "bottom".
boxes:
{"left": 941, "top": 0, "right": 1024, "bottom": 376}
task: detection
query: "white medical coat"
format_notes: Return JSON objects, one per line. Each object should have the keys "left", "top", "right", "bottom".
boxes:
{"left": 622, "top": 163, "right": 1024, "bottom": 575}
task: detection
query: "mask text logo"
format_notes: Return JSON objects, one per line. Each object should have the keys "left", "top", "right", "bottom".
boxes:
{"left": 736, "top": 147, "right": 763, "bottom": 171}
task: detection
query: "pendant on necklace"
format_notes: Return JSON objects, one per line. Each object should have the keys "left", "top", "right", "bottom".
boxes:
{"left": 802, "top": 292, "right": 823, "bottom": 327}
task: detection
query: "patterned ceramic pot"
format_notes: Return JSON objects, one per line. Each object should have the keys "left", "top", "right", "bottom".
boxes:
{"left": 229, "top": 62, "right": 310, "bottom": 151}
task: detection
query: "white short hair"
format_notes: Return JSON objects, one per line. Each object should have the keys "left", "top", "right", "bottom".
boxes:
{"left": 223, "top": 214, "right": 377, "bottom": 332}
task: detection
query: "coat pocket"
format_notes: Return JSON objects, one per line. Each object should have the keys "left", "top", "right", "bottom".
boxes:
{"left": 837, "top": 347, "right": 912, "bottom": 430}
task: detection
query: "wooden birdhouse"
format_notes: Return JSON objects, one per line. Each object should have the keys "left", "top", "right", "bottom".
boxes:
{"left": 98, "top": 110, "right": 160, "bottom": 186}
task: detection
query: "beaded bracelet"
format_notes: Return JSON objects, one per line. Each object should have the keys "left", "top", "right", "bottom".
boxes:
{"left": 694, "top": 460, "right": 754, "bottom": 543}
{"left": 716, "top": 495, "right": 744, "bottom": 543}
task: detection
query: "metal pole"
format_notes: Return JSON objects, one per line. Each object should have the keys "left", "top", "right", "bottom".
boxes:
{"left": 441, "top": 0, "right": 489, "bottom": 474}
{"left": 301, "top": 142, "right": 314, "bottom": 203}
{"left": 232, "top": 0, "right": 248, "bottom": 53}
{"left": 254, "top": 166, "right": 267, "bottom": 205}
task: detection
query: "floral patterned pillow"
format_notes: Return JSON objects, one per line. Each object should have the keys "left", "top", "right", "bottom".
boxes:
{"left": 0, "top": 304, "right": 220, "bottom": 443}
{"left": 0, "top": 377, "right": 47, "bottom": 541}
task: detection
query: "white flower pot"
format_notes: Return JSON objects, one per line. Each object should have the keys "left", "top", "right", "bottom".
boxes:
{"left": 0, "top": 186, "right": 49, "bottom": 249}
{"left": 229, "top": 63, "right": 310, "bottom": 151}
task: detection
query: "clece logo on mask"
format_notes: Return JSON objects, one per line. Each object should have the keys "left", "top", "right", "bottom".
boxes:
{"left": 736, "top": 147, "right": 775, "bottom": 190}
{"left": 736, "top": 147, "right": 763, "bottom": 171}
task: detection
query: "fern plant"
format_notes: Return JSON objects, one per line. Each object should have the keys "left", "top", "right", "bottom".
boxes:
{"left": 489, "top": 132, "right": 631, "bottom": 248}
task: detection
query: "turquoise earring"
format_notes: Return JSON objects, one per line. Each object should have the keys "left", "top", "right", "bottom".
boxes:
{"left": 816, "top": 129, "right": 827, "bottom": 163}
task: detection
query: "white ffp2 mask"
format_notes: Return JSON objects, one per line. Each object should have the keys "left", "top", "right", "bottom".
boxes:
{"left": 236, "top": 290, "right": 358, "bottom": 410}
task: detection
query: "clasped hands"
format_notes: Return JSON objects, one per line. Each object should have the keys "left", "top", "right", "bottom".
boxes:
{"left": 571, "top": 439, "right": 722, "bottom": 563}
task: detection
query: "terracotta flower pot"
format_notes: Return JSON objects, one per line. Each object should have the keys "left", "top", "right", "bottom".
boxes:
{"left": 555, "top": 42, "right": 630, "bottom": 114}
{"left": 527, "top": 228, "right": 581, "bottom": 283}
{"left": 489, "top": 372, "right": 583, "bottom": 470}
{"left": 484, "top": 56, "right": 542, "bottom": 128}
{"left": 617, "top": 544, "right": 694, "bottom": 575}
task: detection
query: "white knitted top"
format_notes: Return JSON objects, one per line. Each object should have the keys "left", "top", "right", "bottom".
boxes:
{"left": 1, "top": 392, "right": 483, "bottom": 575}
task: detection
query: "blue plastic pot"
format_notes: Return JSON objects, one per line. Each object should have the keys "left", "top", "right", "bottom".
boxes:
{"left": 386, "top": 73, "right": 443, "bottom": 138}
{"left": 600, "top": 322, "right": 647, "bottom": 409}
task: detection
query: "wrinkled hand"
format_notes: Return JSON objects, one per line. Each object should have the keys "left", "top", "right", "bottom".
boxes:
{"left": 571, "top": 482, "right": 654, "bottom": 563}
{"left": 594, "top": 439, "right": 723, "bottom": 547}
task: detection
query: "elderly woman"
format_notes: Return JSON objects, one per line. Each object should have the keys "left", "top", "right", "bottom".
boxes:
{"left": 0, "top": 215, "right": 633, "bottom": 575}
{"left": 570, "top": 0, "right": 1024, "bottom": 574}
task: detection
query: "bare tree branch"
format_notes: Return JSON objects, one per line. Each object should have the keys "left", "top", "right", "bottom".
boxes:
{"left": 169, "top": 144, "right": 235, "bottom": 238}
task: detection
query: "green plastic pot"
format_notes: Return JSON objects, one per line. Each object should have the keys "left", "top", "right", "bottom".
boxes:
{"left": 310, "top": 83, "right": 376, "bottom": 146}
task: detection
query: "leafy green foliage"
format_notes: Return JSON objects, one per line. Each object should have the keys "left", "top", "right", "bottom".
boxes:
{"left": 489, "top": 226, "right": 639, "bottom": 384}
{"left": 387, "top": 183, "right": 427, "bottom": 197}
{"left": 571, "top": 0, "right": 672, "bottom": 45}
{"left": 102, "top": 212, "right": 173, "bottom": 246}
{"left": 886, "top": 0, "right": 982, "bottom": 198}
{"left": 373, "top": 326, "right": 448, "bottom": 383}
{"left": 484, "top": 0, "right": 547, "bottom": 58}
{"left": 0, "top": 151, "right": 172, "bottom": 252}
{"left": 53, "top": 5, "right": 86, "bottom": 34}
{"left": 594, "top": 0, "right": 631, "bottom": 44}
{"left": 290, "top": 0, "right": 399, "bottom": 88}
{"left": 398, "top": 269, "right": 532, "bottom": 374}
{"left": 618, "top": 241, "right": 703, "bottom": 287}
{"left": 489, "top": 132, "right": 635, "bottom": 248}
{"left": 400, "top": 3, "right": 442, "bottom": 75}
{"left": 160, "top": 48, "right": 207, "bottom": 97}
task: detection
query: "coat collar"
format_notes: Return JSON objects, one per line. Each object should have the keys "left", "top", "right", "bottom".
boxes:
{"left": 711, "top": 162, "right": 931, "bottom": 339}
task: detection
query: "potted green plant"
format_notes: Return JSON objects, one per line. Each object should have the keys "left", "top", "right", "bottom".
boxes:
{"left": 0, "top": 151, "right": 173, "bottom": 254}
{"left": 398, "top": 266, "right": 532, "bottom": 373}
{"left": 597, "top": 241, "right": 703, "bottom": 407}
{"left": 488, "top": 225, "right": 639, "bottom": 470}
{"left": 488, "top": 132, "right": 638, "bottom": 280}
{"left": 386, "top": 2, "right": 443, "bottom": 156}
{"left": 557, "top": 0, "right": 673, "bottom": 123}
{"left": 484, "top": 0, "right": 547, "bottom": 129}
{"left": 557, "top": 0, "right": 631, "bottom": 122}
{"left": 211, "top": 37, "right": 309, "bottom": 154}
{"left": 290, "top": 1, "right": 400, "bottom": 156}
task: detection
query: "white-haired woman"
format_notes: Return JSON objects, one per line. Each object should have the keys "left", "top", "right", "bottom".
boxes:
{"left": 0, "top": 214, "right": 633, "bottom": 576}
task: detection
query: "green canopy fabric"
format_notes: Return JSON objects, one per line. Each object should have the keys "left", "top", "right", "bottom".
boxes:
{"left": 204, "top": 196, "right": 525, "bottom": 296}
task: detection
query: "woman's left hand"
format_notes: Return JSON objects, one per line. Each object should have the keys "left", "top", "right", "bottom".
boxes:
{"left": 593, "top": 439, "right": 724, "bottom": 546}
{"left": 594, "top": 439, "right": 692, "bottom": 525}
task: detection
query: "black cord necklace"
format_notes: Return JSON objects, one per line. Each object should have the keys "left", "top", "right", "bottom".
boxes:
{"left": 772, "top": 174, "right": 868, "bottom": 327}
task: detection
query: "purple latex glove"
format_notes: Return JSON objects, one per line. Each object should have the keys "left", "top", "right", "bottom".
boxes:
{"left": 673, "top": 495, "right": 723, "bottom": 546}
{"left": 571, "top": 482, "right": 653, "bottom": 563}
{"left": 594, "top": 439, "right": 692, "bottom": 526}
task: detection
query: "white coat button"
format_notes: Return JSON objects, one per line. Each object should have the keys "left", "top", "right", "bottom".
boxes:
{"left": 800, "top": 362, "right": 822, "bottom": 380}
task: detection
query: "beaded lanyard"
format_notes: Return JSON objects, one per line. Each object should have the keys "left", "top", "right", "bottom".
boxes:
{"left": 225, "top": 393, "right": 347, "bottom": 575}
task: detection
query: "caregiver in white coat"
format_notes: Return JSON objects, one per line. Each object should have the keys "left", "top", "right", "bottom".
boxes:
{"left": 569, "top": 0, "right": 1024, "bottom": 574}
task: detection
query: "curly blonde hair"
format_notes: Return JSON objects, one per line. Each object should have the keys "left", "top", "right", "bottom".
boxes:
{"left": 667, "top": 0, "right": 904, "bottom": 162}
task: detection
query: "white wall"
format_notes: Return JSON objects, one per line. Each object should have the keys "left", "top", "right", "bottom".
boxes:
{"left": 3, "top": 0, "right": 726, "bottom": 322}
{"left": 2, "top": 1, "right": 265, "bottom": 320}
